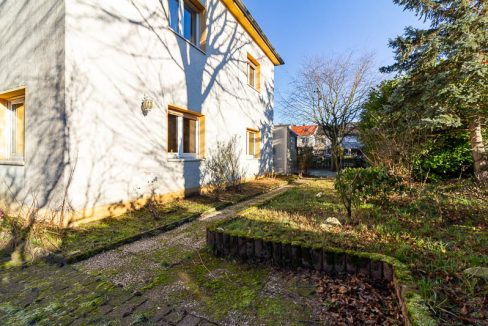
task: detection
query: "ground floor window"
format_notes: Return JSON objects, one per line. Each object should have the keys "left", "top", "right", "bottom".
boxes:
{"left": 0, "top": 89, "right": 25, "bottom": 164}
{"left": 246, "top": 128, "right": 260, "bottom": 159}
{"left": 167, "top": 105, "right": 205, "bottom": 159}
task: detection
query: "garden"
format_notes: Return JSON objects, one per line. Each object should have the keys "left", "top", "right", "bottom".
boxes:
{"left": 0, "top": 177, "right": 288, "bottom": 268}
{"left": 209, "top": 176, "right": 487, "bottom": 324}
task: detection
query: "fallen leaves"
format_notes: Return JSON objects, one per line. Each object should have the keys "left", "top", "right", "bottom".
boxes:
{"left": 309, "top": 272, "right": 403, "bottom": 325}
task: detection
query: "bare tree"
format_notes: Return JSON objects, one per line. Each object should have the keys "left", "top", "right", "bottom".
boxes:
{"left": 283, "top": 53, "right": 376, "bottom": 171}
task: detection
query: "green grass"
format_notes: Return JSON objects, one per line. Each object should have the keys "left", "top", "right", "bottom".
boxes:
{"left": 58, "top": 178, "right": 287, "bottom": 258}
{"left": 0, "top": 178, "right": 288, "bottom": 267}
{"left": 218, "top": 179, "right": 487, "bottom": 325}
{"left": 59, "top": 198, "right": 213, "bottom": 257}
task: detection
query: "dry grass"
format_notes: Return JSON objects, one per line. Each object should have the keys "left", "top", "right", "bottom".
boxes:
{"left": 232, "top": 178, "right": 487, "bottom": 325}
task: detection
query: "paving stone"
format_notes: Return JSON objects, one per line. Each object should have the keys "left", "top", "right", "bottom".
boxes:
{"left": 100, "top": 303, "right": 115, "bottom": 315}
{"left": 117, "top": 297, "right": 149, "bottom": 318}
{"left": 177, "top": 314, "right": 201, "bottom": 326}
{"left": 70, "top": 318, "right": 86, "bottom": 326}
{"left": 150, "top": 306, "right": 173, "bottom": 322}
{"left": 165, "top": 309, "right": 186, "bottom": 324}
{"left": 20, "top": 287, "right": 40, "bottom": 307}
{"left": 197, "top": 320, "right": 218, "bottom": 326}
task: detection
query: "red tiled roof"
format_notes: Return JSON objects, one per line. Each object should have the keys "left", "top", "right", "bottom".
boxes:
{"left": 290, "top": 125, "right": 318, "bottom": 136}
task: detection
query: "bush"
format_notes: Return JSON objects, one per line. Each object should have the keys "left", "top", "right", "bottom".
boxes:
{"left": 202, "top": 135, "right": 246, "bottom": 197}
{"left": 335, "top": 167, "right": 400, "bottom": 221}
{"left": 412, "top": 131, "right": 474, "bottom": 182}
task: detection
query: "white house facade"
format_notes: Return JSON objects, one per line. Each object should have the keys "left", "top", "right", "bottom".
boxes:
{"left": 0, "top": 0, "right": 283, "bottom": 223}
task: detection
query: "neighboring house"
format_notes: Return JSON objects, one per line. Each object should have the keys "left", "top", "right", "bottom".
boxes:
{"left": 290, "top": 125, "right": 329, "bottom": 151}
{"left": 272, "top": 125, "right": 298, "bottom": 174}
{"left": 342, "top": 134, "right": 363, "bottom": 157}
{"left": 291, "top": 125, "right": 317, "bottom": 148}
{"left": 0, "top": 0, "right": 284, "bottom": 224}
{"left": 325, "top": 127, "right": 363, "bottom": 157}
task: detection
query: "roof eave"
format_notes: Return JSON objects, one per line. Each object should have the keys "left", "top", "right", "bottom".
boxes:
{"left": 221, "top": 0, "right": 284, "bottom": 66}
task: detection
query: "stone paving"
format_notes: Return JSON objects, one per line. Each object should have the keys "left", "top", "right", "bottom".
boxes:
{"left": 0, "top": 186, "right": 294, "bottom": 325}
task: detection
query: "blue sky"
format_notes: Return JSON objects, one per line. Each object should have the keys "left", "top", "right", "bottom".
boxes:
{"left": 242, "top": 0, "right": 427, "bottom": 123}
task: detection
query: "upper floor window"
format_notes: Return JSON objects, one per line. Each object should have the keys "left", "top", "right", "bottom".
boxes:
{"left": 168, "top": 0, "right": 205, "bottom": 49}
{"left": 169, "top": 0, "right": 180, "bottom": 32}
{"left": 0, "top": 88, "right": 25, "bottom": 165}
{"left": 183, "top": 3, "right": 198, "bottom": 44}
{"left": 246, "top": 53, "right": 261, "bottom": 91}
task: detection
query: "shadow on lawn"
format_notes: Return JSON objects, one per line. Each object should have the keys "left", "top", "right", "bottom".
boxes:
{"left": 52, "top": 178, "right": 286, "bottom": 262}
{"left": 238, "top": 179, "right": 487, "bottom": 324}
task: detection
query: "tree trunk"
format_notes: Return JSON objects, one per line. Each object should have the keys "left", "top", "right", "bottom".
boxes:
{"left": 469, "top": 118, "right": 488, "bottom": 182}
{"left": 330, "top": 141, "right": 340, "bottom": 172}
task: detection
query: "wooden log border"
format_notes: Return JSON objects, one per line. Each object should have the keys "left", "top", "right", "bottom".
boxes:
{"left": 206, "top": 227, "right": 435, "bottom": 326}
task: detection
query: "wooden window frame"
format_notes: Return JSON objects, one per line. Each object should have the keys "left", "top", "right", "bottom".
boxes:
{"left": 246, "top": 53, "right": 261, "bottom": 92}
{"left": 246, "top": 128, "right": 260, "bottom": 159}
{"left": 168, "top": 0, "right": 207, "bottom": 51}
{"left": 167, "top": 105, "right": 205, "bottom": 160}
{"left": 0, "top": 88, "right": 26, "bottom": 165}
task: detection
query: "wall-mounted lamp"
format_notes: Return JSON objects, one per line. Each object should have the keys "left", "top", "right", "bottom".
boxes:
{"left": 141, "top": 95, "right": 154, "bottom": 116}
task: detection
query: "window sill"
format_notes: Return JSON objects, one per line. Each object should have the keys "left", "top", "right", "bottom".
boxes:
{"left": 0, "top": 160, "right": 25, "bottom": 166}
{"left": 246, "top": 156, "right": 259, "bottom": 161}
{"left": 169, "top": 28, "right": 207, "bottom": 56}
{"left": 247, "top": 84, "right": 261, "bottom": 94}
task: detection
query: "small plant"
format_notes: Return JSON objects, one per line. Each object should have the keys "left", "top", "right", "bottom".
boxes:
{"left": 202, "top": 135, "right": 247, "bottom": 197}
{"left": 334, "top": 166, "right": 400, "bottom": 221}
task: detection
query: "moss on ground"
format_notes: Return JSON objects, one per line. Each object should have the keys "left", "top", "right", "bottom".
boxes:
{"left": 209, "top": 179, "right": 487, "bottom": 325}
{"left": 140, "top": 250, "right": 315, "bottom": 324}
{"left": 255, "top": 297, "right": 311, "bottom": 325}
{"left": 55, "top": 177, "right": 287, "bottom": 260}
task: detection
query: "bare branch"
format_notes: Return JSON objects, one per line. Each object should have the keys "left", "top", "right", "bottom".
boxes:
{"left": 282, "top": 52, "right": 377, "bottom": 170}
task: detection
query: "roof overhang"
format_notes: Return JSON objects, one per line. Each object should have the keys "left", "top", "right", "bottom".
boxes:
{"left": 220, "top": 0, "right": 284, "bottom": 66}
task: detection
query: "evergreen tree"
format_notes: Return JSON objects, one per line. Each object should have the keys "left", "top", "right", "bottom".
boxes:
{"left": 382, "top": 0, "right": 488, "bottom": 181}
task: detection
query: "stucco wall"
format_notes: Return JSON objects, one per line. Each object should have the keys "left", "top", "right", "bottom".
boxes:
{"left": 0, "top": 0, "right": 67, "bottom": 213}
{"left": 64, "top": 0, "right": 276, "bottom": 213}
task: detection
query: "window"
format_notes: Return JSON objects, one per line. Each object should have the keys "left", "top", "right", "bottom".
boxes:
{"left": 246, "top": 128, "right": 260, "bottom": 158}
{"left": 0, "top": 89, "right": 25, "bottom": 164}
{"left": 169, "top": 0, "right": 180, "bottom": 32}
{"left": 183, "top": 4, "right": 197, "bottom": 44}
{"left": 246, "top": 53, "right": 261, "bottom": 91}
{"left": 168, "top": 114, "right": 178, "bottom": 153}
{"left": 183, "top": 117, "right": 197, "bottom": 154}
{"left": 168, "top": 0, "right": 205, "bottom": 48}
{"left": 167, "top": 105, "right": 205, "bottom": 159}
{"left": 248, "top": 61, "right": 256, "bottom": 87}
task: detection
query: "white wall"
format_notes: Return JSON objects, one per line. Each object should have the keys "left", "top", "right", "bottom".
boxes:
{"left": 64, "top": 0, "right": 276, "bottom": 211}
{"left": 0, "top": 0, "right": 67, "bottom": 213}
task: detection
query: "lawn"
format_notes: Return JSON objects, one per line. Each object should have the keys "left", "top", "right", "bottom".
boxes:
{"left": 0, "top": 177, "right": 288, "bottom": 266}
{"left": 59, "top": 177, "right": 289, "bottom": 259}
{"left": 224, "top": 179, "right": 487, "bottom": 325}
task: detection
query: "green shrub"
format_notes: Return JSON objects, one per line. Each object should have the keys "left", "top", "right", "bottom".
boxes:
{"left": 413, "top": 131, "right": 474, "bottom": 182}
{"left": 335, "top": 167, "right": 400, "bottom": 221}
